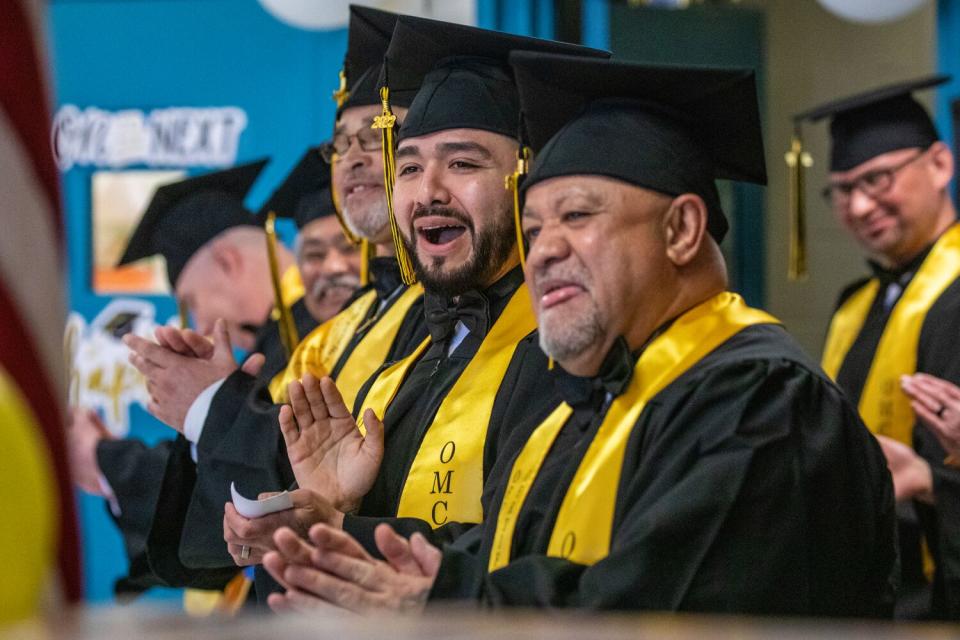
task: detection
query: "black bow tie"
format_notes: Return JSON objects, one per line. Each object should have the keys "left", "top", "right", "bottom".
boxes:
{"left": 868, "top": 244, "right": 932, "bottom": 289}
{"left": 553, "top": 337, "right": 635, "bottom": 410}
{"left": 369, "top": 257, "right": 404, "bottom": 301}
{"left": 424, "top": 290, "right": 491, "bottom": 344}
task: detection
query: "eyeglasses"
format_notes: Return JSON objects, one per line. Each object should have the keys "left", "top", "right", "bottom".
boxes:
{"left": 821, "top": 148, "right": 928, "bottom": 206}
{"left": 319, "top": 127, "right": 383, "bottom": 163}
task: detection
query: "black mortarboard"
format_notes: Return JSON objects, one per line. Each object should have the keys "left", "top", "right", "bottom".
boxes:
{"left": 510, "top": 52, "right": 766, "bottom": 243}
{"left": 257, "top": 146, "right": 336, "bottom": 228}
{"left": 337, "top": 5, "right": 415, "bottom": 114}
{"left": 117, "top": 159, "right": 266, "bottom": 287}
{"left": 382, "top": 15, "right": 610, "bottom": 142}
{"left": 794, "top": 75, "right": 950, "bottom": 172}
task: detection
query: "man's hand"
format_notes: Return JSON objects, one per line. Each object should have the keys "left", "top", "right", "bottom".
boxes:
{"left": 876, "top": 434, "right": 934, "bottom": 504}
{"left": 263, "top": 523, "right": 439, "bottom": 615}
{"left": 67, "top": 407, "right": 114, "bottom": 495}
{"left": 223, "top": 488, "right": 343, "bottom": 566}
{"left": 123, "top": 319, "right": 251, "bottom": 432}
{"left": 280, "top": 375, "right": 384, "bottom": 512}
{"left": 902, "top": 373, "right": 960, "bottom": 460}
{"left": 154, "top": 325, "right": 215, "bottom": 359}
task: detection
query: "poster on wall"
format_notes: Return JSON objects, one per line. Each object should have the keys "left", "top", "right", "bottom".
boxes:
{"left": 92, "top": 170, "right": 184, "bottom": 294}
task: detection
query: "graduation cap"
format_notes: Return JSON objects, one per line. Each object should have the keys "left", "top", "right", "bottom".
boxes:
{"left": 336, "top": 5, "right": 416, "bottom": 114}
{"left": 785, "top": 74, "right": 950, "bottom": 279}
{"left": 795, "top": 74, "right": 949, "bottom": 172}
{"left": 257, "top": 146, "right": 336, "bottom": 229}
{"left": 509, "top": 51, "right": 766, "bottom": 245}
{"left": 373, "top": 15, "right": 610, "bottom": 283}
{"left": 117, "top": 159, "right": 266, "bottom": 288}
{"left": 382, "top": 15, "right": 610, "bottom": 143}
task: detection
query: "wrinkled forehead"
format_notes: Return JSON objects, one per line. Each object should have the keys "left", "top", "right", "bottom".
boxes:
{"left": 522, "top": 174, "right": 670, "bottom": 219}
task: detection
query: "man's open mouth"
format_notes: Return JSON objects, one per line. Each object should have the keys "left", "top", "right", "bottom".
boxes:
{"left": 418, "top": 224, "right": 468, "bottom": 246}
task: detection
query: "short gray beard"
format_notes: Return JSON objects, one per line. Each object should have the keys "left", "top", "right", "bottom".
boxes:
{"left": 342, "top": 193, "right": 389, "bottom": 241}
{"left": 533, "top": 260, "right": 605, "bottom": 363}
{"left": 538, "top": 303, "right": 606, "bottom": 363}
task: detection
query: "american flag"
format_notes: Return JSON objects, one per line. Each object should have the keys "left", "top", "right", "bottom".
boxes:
{"left": 0, "top": 0, "right": 82, "bottom": 616}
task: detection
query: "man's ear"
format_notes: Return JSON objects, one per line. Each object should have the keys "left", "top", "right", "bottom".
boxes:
{"left": 664, "top": 194, "right": 708, "bottom": 267}
{"left": 927, "top": 141, "right": 954, "bottom": 192}
{"left": 210, "top": 239, "right": 243, "bottom": 276}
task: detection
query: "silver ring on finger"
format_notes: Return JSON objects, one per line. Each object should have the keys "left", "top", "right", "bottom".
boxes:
{"left": 240, "top": 545, "right": 251, "bottom": 560}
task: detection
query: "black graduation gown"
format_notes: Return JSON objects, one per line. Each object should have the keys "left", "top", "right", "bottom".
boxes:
{"left": 341, "top": 270, "right": 558, "bottom": 551}
{"left": 254, "top": 267, "right": 558, "bottom": 600}
{"left": 142, "top": 261, "right": 427, "bottom": 589}
{"left": 97, "top": 297, "right": 316, "bottom": 592}
{"left": 431, "top": 324, "right": 897, "bottom": 618}
{"left": 832, "top": 251, "right": 960, "bottom": 620}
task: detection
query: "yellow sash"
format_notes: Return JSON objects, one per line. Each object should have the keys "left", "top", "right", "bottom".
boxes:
{"left": 268, "top": 265, "right": 307, "bottom": 323}
{"left": 358, "top": 284, "right": 537, "bottom": 527}
{"left": 822, "top": 223, "right": 960, "bottom": 444}
{"left": 269, "top": 285, "right": 423, "bottom": 407}
{"left": 281, "top": 265, "right": 305, "bottom": 309}
{"left": 489, "top": 293, "right": 778, "bottom": 570}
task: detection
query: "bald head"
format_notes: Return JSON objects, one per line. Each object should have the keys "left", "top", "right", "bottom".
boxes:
{"left": 176, "top": 226, "right": 294, "bottom": 350}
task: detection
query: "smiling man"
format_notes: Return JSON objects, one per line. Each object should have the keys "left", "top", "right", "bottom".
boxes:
{"left": 259, "top": 145, "right": 362, "bottom": 323}
{"left": 803, "top": 76, "right": 960, "bottom": 620}
{"left": 262, "top": 54, "right": 896, "bottom": 618}
{"left": 222, "top": 16, "right": 607, "bottom": 579}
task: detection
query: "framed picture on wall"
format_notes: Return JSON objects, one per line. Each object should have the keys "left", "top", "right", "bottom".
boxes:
{"left": 91, "top": 170, "right": 185, "bottom": 294}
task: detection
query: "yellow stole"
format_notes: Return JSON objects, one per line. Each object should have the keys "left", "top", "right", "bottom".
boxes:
{"left": 488, "top": 293, "right": 778, "bottom": 570}
{"left": 268, "top": 285, "right": 423, "bottom": 410}
{"left": 357, "top": 284, "right": 537, "bottom": 528}
{"left": 280, "top": 265, "right": 305, "bottom": 310}
{"left": 822, "top": 223, "right": 960, "bottom": 444}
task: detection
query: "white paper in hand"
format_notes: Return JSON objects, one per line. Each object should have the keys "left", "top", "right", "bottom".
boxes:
{"left": 230, "top": 482, "right": 294, "bottom": 518}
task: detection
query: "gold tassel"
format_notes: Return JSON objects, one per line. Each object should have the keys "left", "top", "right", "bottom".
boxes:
{"left": 785, "top": 132, "right": 812, "bottom": 281}
{"left": 329, "top": 159, "right": 362, "bottom": 246}
{"left": 264, "top": 211, "right": 299, "bottom": 359}
{"left": 332, "top": 68, "right": 350, "bottom": 108}
{"left": 505, "top": 145, "right": 532, "bottom": 270}
{"left": 327, "top": 159, "right": 370, "bottom": 284}
{"left": 178, "top": 300, "right": 190, "bottom": 330}
{"left": 359, "top": 238, "right": 374, "bottom": 286}
{"left": 372, "top": 85, "right": 417, "bottom": 285}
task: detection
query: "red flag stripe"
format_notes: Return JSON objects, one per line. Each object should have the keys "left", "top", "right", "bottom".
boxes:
{"left": 0, "top": 0, "right": 63, "bottom": 241}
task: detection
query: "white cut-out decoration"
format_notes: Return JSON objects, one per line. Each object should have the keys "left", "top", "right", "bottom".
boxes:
{"left": 65, "top": 299, "right": 179, "bottom": 437}
{"left": 816, "top": 0, "right": 928, "bottom": 24}
{"left": 52, "top": 105, "right": 247, "bottom": 171}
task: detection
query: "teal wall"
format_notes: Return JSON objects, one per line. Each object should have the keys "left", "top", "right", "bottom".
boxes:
{"left": 50, "top": 0, "right": 347, "bottom": 602}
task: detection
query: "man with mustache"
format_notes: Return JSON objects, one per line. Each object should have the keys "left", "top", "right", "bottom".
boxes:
{"left": 799, "top": 77, "right": 960, "bottom": 619}
{"left": 221, "top": 16, "right": 606, "bottom": 573}
{"left": 259, "top": 146, "right": 362, "bottom": 323}
{"left": 262, "top": 54, "right": 896, "bottom": 618}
